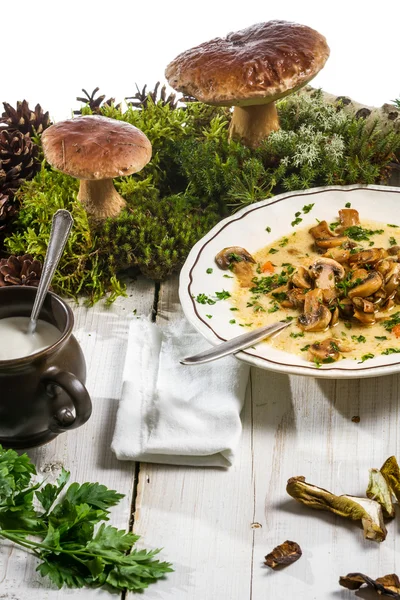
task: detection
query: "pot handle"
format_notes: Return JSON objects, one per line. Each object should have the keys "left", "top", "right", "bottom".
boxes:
{"left": 42, "top": 367, "right": 92, "bottom": 433}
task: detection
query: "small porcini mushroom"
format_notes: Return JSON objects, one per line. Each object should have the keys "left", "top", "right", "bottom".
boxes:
{"left": 291, "top": 266, "right": 312, "bottom": 289}
{"left": 215, "top": 246, "right": 256, "bottom": 288}
{"left": 309, "top": 257, "right": 345, "bottom": 303}
{"left": 353, "top": 309, "right": 377, "bottom": 325}
{"left": 215, "top": 247, "right": 255, "bottom": 269}
{"left": 308, "top": 220, "right": 348, "bottom": 250}
{"left": 348, "top": 271, "right": 383, "bottom": 298}
{"left": 352, "top": 297, "right": 375, "bottom": 313}
{"left": 338, "top": 208, "right": 360, "bottom": 230}
{"left": 322, "top": 247, "right": 351, "bottom": 263}
{"left": 285, "top": 287, "right": 308, "bottom": 309}
{"left": 308, "top": 338, "right": 349, "bottom": 363}
{"left": 41, "top": 115, "right": 152, "bottom": 220}
{"left": 165, "top": 21, "right": 329, "bottom": 148}
{"left": 384, "top": 263, "right": 400, "bottom": 296}
{"left": 298, "top": 288, "right": 332, "bottom": 332}
{"left": 349, "top": 248, "right": 388, "bottom": 267}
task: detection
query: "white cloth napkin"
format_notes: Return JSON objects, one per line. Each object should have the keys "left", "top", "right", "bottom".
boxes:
{"left": 111, "top": 317, "right": 250, "bottom": 467}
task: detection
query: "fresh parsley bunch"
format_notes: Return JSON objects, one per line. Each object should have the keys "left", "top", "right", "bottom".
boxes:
{"left": 0, "top": 446, "right": 172, "bottom": 591}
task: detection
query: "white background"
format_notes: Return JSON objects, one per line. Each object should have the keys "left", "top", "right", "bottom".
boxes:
{"left": 4, "top": 0, "right": 400, "bottom": 121}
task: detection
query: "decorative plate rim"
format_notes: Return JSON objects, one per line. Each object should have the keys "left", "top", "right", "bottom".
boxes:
{"left": 179, "top": 184, "right": 400, "bottom": 379}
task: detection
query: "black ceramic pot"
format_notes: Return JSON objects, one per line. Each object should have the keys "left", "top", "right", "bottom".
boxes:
{"left": 0, "top": 286, "right": 92, "bottom": 448}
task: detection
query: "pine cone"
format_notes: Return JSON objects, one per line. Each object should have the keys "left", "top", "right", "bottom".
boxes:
{"left": 73, "top": 87, "right": 120, "bottom": 115}
{"left": 0, "top": 100, "right": 51, "bottom": 137}
{"left": 0, "top": 129, "right": 40, "bottom": 197}
{"left": 0, "top": 193, "right": 17, "bottom": 232}
{"left": 126, "top": 82, "right": 182, "bottom": 110}
{"left": 0, "top": 254, "right": 42, "bottom": 287}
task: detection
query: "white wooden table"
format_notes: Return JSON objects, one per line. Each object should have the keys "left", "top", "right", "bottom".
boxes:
{"left": 1, "top": 275, "right": 399, "bottom": 599}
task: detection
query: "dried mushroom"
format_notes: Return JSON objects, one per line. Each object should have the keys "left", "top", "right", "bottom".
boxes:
{"left": 339, "top": 573, "right": 400, "bottom": 598}
{"left": 380, "top": 456, "right": 400, "bottom": 504}
{"left": 264, "top": 540, "right": 302, "bottom": 569}
{"left": 338, "top": 208, "right": 360, "bottom": 230}
{"left": 366, "top": 468, "right": 395, "bottom": 519}
{"left": 286, "top": 476, "right": 387, "bottom": 542}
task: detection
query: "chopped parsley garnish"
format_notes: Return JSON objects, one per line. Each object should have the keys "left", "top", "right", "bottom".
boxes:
{"left": 272, "top": 292, "right": 287, "bottom": 302}
{"left": 250, "top": 272, "right": 289, "bottom": 295}
{"left": 230, "top": 307, "right": 238, "bottom": 311}
{"left": 206, "top": 314, "right": 212, "bottom": 319}
{"left": 215, "top": 290, "right": 231, "bottom": 300}
{"left": 253, "top": 304, "right": 266, "bottom": 313}
{"left": 223, "top": 274, "right": 233, "bottom": 278}
{"left": 229, "top": 319, "right": 236, "bottom": 324}
{"left": 330, "top": 221, "right": 340, "bottom": 230}
{"left": 279, "top": 237, "right": 289, "bottom": 247}
{"left": 358, "top": 353, "right": 375, "bottom": 363}
{"left": 206, "top": 268, "right": 213, "bottom": 274}
{"left": 383, "top": 312, "right": 400, "bottom": 331}
{"left": 375, "top": 336, "right": 388, "bottom": 341}
{"left": 281, "top": 263, "right": 295, "bottom": 274}
{"left": 268, "top": 303, "right": 280, "bottom": 313}
{"left": 344, "top": 322, "right": 352, "bottom": 329}
{"left": 300, "top": 344, "right": 310, "bottom": 352}
{"left": 266, "top": 226, "right": 271, "bottom": 233}
{"left": 351, "top": 335, "right": 366, "bottom": 343}
{"left": 389, "top": 236, "right": 397, "bottom": 246}
{"left": 345, "top": 202, "right": 351, "bottom": 208}
{"left": 336, "top": 273, "right": 363, "bottom": 296}
{"left": 291, "top": 216, "right": 303, "bottom": 227}
{"left": 382, "top": 348, "right": 400, "bottom": 355}
{"left": 322, "top": 357, "right": 336, "bottom": 364}
{"left": 196, "top": 293, "right": 216, "bottom": 305}
{"left": 290, "top": 332, "right": 305, "bottom": 339}
{"left": 343, "top": 225, "right": 384, "bottom": 241}
{"left": 269, "top": 248, "right": 279, "bottom": 254}
{"left": 228, "top": 252, "right": 243, "bottom": 262}
{"left": 283, "top": 316, "right": 294, "bottom": 322}
{"left": 302, "top": 203, "right": 315, "bottom": 213}
{"left": 388, "top": 224, "right": 399, "bottom": 228}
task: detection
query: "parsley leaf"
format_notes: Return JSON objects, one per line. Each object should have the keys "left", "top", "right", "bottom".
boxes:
{"left": 383, "top": 312, "right": 400, "bottom": 331}
{"left": 382, "top": 348, "right": 400, "bottom": 355}
{"left": 358, "top": 353, "right": 375, "bottom": 363}
{"left": 0, "top": 446, "right": 173, "bottom": 592}
{"left": 302, "top": 203, "right": 314, "bottom": 213}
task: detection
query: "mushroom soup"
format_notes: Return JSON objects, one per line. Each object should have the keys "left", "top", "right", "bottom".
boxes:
{"left": 217, "top": 209, "right": 400, "bottom": 366}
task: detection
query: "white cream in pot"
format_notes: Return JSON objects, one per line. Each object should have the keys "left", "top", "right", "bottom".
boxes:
{"left": 0, "top": 316, "right": 61, "bottom": 360}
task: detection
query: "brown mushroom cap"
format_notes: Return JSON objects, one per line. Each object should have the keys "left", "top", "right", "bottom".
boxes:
{"left": 42, "top": 115, "right": 152, "bottom": 180}
{"left": 165, "top": 21, "right": 330, "bottom": 107}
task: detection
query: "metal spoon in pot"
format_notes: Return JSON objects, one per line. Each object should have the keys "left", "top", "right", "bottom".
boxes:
{"left": 27, "top": 209, "right": 74, "bottom": 335}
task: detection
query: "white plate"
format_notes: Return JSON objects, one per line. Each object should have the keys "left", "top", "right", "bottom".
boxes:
{"left": 179, "top": 184, "right": 400, "bottom": 379}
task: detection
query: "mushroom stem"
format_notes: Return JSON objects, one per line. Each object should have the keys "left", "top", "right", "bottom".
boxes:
{"left": 228, "top": 103, "right": 280, "bottom": 148}
{"left": 77, "top": 179, "right": 126, "bottom": 220}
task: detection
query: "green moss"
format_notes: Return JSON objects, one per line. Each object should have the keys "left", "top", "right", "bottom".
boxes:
{"left": 4, "top": 90, "right": 400, "bottom": 303}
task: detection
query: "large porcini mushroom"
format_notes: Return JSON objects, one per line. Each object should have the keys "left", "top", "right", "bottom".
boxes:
{"left": 298, "top": 288, "right": 332, "bottom": 332}
{"left": 215, "top": 246, "right": 256, "bottom": 287}
{"left": 309, "top": 257, "right": 345, "bottom": 303}
{"left": 41, "top": 115, "right": 152, "bottom": 220}
{"left": 165, "top": 21, "right": 330, "bottom": 148}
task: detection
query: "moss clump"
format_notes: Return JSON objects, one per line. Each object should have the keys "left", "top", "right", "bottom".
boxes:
{"left": 4, "top": 88, "right": 400, "bottom": 303}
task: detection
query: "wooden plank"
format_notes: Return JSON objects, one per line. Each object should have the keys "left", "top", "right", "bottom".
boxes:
{"left": 0, "top": 277, "right": 155, "bottom": 599}
{"left": 250, "top": 370, "right": 400, "bottom": 599}
{"left": 129, "top": 276, "right": 254, "bottom": 599}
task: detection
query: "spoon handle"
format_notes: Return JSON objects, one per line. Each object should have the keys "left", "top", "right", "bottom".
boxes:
{"left": 28, "top": 210, "right": 74, "bottom": 334}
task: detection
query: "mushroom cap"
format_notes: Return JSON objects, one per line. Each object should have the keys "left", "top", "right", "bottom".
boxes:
{"left": 42, "top": 115, "right": 152, "bottom": 180}
{"left": 165, "top": 20, "right": 330, "bottom": 107}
